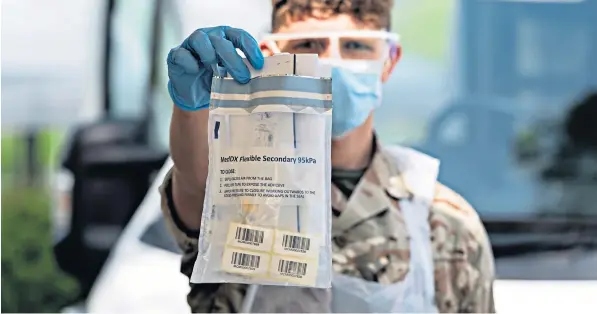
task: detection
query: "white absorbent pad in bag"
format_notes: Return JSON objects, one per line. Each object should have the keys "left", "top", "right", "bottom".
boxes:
{"left": 192, "top": 54, "right": 333, "bottom": 288}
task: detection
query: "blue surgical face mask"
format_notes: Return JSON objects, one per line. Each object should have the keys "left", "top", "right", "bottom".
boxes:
{"left": 322, "top": 60, "right": 384, "bottom": 138}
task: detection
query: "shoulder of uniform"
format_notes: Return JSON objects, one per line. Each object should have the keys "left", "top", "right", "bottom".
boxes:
{"left": 431, "top": 183, "right": 496, "bottom": 313}
{"left": 432, "top": 182, "right": 477, "bottom": 215}
{"left": 430, "top": 182, "right": 488, "bottom": 242}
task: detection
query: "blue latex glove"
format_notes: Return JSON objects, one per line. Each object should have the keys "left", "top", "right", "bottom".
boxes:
{"left": 167, "top": 26, "right": 264, "bottom": 111}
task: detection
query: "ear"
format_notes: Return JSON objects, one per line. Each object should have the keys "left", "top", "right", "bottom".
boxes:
{"left": 381, "top": 45, "right": 402, "bottom": 83}
{"left": 260, "top": 41, "right": 275, "bottom": 57}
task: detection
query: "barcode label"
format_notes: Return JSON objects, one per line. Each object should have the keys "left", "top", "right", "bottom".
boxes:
{"left": 282, "top": 235, "right": 311, "bottom": 252}
{"left": 274, "top": 231, "right": 319, "bottom": 258}
{"left": 231, "top": 252, "right": 261, "bottom": 269}
{"left": 277, "top": 259, "right": 308, "bottom": 276}
{"left": 221, "top": 248, "right": 269, "bottom": 276}
{"left": 269, "top": 255, "right": 317, "bottom": 286}
{"left": 226, "top": 223, "right": 273, "bottom": 252}
{"left": 235, "top": 227, "right": 264, "bottom": 245}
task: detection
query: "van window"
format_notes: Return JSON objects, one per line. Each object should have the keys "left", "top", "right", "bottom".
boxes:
{"left": 146, "top": 3, "right": 182, "bottom": 151}
{"left": 108, "top": 0, "right": 157, "bottom": 119}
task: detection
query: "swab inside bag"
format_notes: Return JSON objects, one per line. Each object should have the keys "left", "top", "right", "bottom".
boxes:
{"left": 192, "top": 54, "right": 333, "bottom": 288}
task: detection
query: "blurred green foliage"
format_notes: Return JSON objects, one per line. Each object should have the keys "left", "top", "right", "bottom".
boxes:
{"left": 392, "top": 0, "right": 455, "bottom": 62}
{"left": 1, "top": 186, "right": 79, "bottom": 312}
{"left": 1, "top": 130, "right": 64, "bottom": 174}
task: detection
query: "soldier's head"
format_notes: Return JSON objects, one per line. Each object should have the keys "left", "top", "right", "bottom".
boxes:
{"left": 260, "top": 0, "right": 401, "bottom": 139}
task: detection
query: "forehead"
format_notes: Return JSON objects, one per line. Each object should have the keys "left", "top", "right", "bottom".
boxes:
{"left": 275, "top": 14, "right": 376, "bottom": 34}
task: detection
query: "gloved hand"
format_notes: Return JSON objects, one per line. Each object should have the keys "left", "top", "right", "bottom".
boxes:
{"left": 167, "top": 26, "right": 264, "bottom": 111}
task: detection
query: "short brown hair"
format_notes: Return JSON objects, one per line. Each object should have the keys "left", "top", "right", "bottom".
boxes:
{"left": 272, "top": 0, "right": 393, "bottom": 31}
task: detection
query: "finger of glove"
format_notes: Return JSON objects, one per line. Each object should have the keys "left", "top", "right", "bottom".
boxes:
{"left": 208, "top": 33, "right": 251, "bottom": 84}
{"left": 167, "top": 46, "right": 200, "bottom": 76}
{"left": 224, "top": 27, "right": 264, "bottom": 70}
{"left": 183, "top": 29, "right": 218, "bottom": 67}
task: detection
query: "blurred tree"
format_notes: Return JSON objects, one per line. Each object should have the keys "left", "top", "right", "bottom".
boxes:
{"left": 1, "top": 130, "right": 64, "bottom": 186}
{"left": 1, "top": 187, "right": 79, "bottom": 312}
{"left": 542, "top": 91, "right": 597, "bottom": 180}
{"left": 536, "top": 91, "right": 597, "bottom": 217}
{"left": 565, "top": 92, "right": 597, "bottom": 151}
{"left": 392, "top": 0, "right": 454, "bottom": 62}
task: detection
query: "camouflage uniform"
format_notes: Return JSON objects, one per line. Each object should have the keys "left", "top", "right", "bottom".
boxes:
{"left": 160, "top": 141, "right": 496, "bottom": 313}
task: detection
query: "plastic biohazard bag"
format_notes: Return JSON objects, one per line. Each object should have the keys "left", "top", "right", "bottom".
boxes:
{"left": 192, "top": 54, "right": 333, "bottom": 288}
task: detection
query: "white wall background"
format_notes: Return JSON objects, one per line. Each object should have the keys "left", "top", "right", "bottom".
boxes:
{"left": 175, "top": 0, "right": 272, "bottom": 40}
{"left": 1, "top": 0, "right": 106, "bottom": 130}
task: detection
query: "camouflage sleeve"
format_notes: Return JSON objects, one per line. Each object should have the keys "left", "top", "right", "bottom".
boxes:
{"left": 459, "top": 219, "right": 496, "bottom": 313}
{"left": 432, "top": 184, "right": 496, "bottom": 313}
{"left": 159, "top": 168, "right": 246, "bottom": 313}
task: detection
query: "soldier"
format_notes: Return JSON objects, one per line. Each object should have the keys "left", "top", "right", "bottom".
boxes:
{"left": 162, "top": 0, "right": 495, "bottom": 312}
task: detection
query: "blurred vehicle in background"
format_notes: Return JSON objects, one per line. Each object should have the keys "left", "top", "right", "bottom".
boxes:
{"left": 49, "top": 0, "right": 171, "bottom": 301}
{"left": 52, "top": 0, "right": 597, "bottom": 311}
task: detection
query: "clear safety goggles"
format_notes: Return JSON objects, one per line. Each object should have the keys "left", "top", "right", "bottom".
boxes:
{"left": 261, "top": 30, "right": 400, "bottom": 61}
